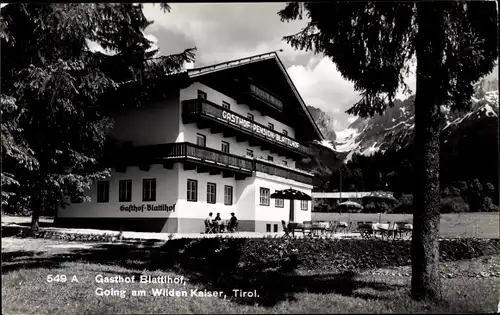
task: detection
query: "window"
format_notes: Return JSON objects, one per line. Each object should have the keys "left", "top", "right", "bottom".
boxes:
{"left": 97, "top": 181, "right": 109, "bottom": 203}
{"left": 197, "top": 90, "right": 207, "bottom": 100}
{"left": 142, "top": 179, "right": 156, "bottom": 202}
{"left": 275, "top": 198, "right": 284, "bottom": 208}
{"left": 266, "top": 224, "right": 271, "bottom": 232}
{"left": 221, "top": 141, "right": 230, "bottom": 153}
{"left": 268, "top": 122, "right": 274, "bottom": 130}
{"left": 282, "top": 129, "right": 288, "bottom": 136}
{"left": 282, "top": 160, "right": 288, "bottom": 166}
{"left": 246, "top": 149, "right": 254, "bottom": 157}
{"left": 224, "top": 185, "right": 233, "bottom": 205}
{"left": 207, "top": 182, "right": 216, "bottom": 204}
{"left": 222, "top": 101, "right": 230, "bottom": 110}
{"left": 118, "top": 180, "right": 132, "bottom": 202}
{"left": 260, "top": 187, "right": 270, "bottom": 206}
{"left": 247, "top": 113, "right": 254, "bottom": 121}
{"left": 267, "top": 156, "right": 274, "bottom": 162}
{"left": 187, "top": 179, "right": 198, "bottom": 202}
{"left": 274, "top": 224, "right": 278, "bottom": 232}
{"left": 301, "top": 200, "right": 308, "bottom": 210}
{"left": 196, "top": 133, "right": 206, "bottom": 147}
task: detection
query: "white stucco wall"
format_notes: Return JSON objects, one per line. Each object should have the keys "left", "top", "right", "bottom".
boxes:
{"left": 253, "top": 173, "right": 312, "bottom": 227}
{"left": 110, "top": 91, "right": 180, "bottom": 145}
{"left": 234, "top": 176, "right": 257, "bottom": 222}
{"left": 176, "top": 169, "right": 238, "bottom": 221}
{"left": 58, "top": 164, "right": 180, "bottom": 218}
{"left": 59, "top": 80, "right": 315, "bottom": 233}
{"left": 178, "top": 82, "right": 296, "bottom": 167}
{"left": 179, "top": 82, "right": 296, "bottom": 138}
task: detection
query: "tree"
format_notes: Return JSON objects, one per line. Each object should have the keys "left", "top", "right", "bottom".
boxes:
{"left": 482, "top": 197, "right": 499, "bottom": 212}
{"left": 467, "top": 178, "right": 483, "bottom": 211}
{"left": 279, "top": 1, "right": 497, "bottom": 300}
{"left": 484, "top": 182, "right": 496, "bottom": 200}
{"left": 1, "top": 95, "right": 39, "bottom": 206}
{"left": 1, "top": 3, "right": 195, "bottom": 231}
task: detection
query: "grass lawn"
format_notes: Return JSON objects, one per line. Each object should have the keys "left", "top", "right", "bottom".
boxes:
{"left": 312, "top": 212, "right": 499, "bottom": 239}
{"left": 2, "top": 238, "right": 500, "bottom": 314}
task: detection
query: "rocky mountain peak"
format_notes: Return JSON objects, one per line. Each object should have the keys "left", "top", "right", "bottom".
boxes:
{"left": 307, "top": 105, "right": 337, "bottom": 143}
{"left": 334, "top": 77, "right": 499, "bottom": 162}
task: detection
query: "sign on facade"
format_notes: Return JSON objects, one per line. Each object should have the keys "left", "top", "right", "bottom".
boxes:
{"left": 221, "top": 111, "right": 300, "bottom": 149}
{"left": 120, "top": 204, "right": 176, "bottom": 212}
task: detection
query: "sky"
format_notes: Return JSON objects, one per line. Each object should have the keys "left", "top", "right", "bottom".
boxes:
{"left": 142, "top": 3, "right": 418, "bottom": 131}
{"left": 6, "top": 3, "right": 495, "bottom": 132}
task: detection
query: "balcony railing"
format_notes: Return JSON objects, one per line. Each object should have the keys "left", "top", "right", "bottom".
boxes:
{"left": 118, "top": 142, "right": 314, "bottom": 185}
{"left": 184, "top": 143, "right": 254, "bottom": 171}
{"left": 132, "top": 142, "right": 254, "bottom": 172}
{"left": 254, "top": 160, "right": 313, "bottom": 185}
{"left": 248, "top": 83, "right": 284, "bottom": 111}
{"left": 182, "top": 99, "right": 312, "bottom": 157}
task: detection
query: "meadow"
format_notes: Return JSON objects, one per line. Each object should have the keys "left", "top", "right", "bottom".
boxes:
{"left": 2, "top": 213, "right": 499, "bottom": 314}
{"left": 312, "top": 212, "right": 499, "bottom": 239}
{"left": 2, "top": 237, "right": 500, "bottom": 314}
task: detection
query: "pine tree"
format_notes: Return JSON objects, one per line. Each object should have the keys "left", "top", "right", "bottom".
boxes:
{"left": 279, "top": 1, "right": 497, "bottom": 300}
{"left": 1, "top": 3, "right": 196, "bottom": 231}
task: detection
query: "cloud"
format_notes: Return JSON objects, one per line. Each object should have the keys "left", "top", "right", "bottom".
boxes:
{"left": 288, "top": 57, "right": 361, "bottom": 131}
{"left": 396, "top": 58, "right": 417, "bottom": 100}
{"left": 141, "top": 3, "right": 421, "bottom": 132}
{"left": 144, "top": 34, "right": 159, "bottom": 51}
{"left": 142, "top": 3, "right": 311, "bottom": 67}
{"left": 141, "top": 3, "right": 362, "bottom": 131}
{"left": 85, "top": 39, "right": 118, "bottom": 56}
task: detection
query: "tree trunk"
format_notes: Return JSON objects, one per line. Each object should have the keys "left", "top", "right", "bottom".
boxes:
{"left": 31, "top": 192, "right": 41, "bottom": 233}
{"left": 31, "top": 206, "right": 40, "bottom": 233}
{"left": 411, "top": 3, "right": 444, "bottom": 301}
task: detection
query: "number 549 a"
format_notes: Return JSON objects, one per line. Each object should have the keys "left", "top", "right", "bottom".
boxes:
{"left": 47, "top": 275, "right": 67, "bottom": 283}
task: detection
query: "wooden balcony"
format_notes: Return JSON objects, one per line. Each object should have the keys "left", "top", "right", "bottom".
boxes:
{"left": 254, "top": 160, "right": 314, "bottom": 186}
{"left": 245, "top": 83, "right": 284, "bottom": 112}
{"left": 109, "top": 142, "right": 314, "bottom": 185}
{"left": 113, "top": 142, "right": 254, "bottom": 179}
{"left": 182, "top": 99, "right": 312, "bottom": 159}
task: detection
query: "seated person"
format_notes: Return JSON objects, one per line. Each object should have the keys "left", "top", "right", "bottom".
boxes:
{"left": 228, "top": 213, "right": 238, "bottom": 232}
{"left": 213, "top": 213, "right": 223, "bottom": 232}
{"left": 204, "top": 212, "right": 214, "bottom": 232}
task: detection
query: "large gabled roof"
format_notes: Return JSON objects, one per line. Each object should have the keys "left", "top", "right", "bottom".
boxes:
{"left": 186, "top": 52, "right": 325, "bottom": 141}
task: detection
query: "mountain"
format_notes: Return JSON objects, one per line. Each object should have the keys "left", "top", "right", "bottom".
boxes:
{"left": 335, "top": 77, "right": 499, "bottom": 162}
{"left": 300, "top": 77, "right": 498, "bottom": 191}
{"left": 307, "top": 105, "right": 337, "bottom": 143}
{"left": 298, "top": 106, "right": 341, "bottom": 189}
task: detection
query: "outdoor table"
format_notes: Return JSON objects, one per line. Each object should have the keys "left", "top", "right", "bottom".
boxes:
{"left": 372, "top": 223, "right": 394, "bottom": 239}
{"left": 287, "top": 222, "right": 303, "bottom": 236}
{"left": 311, "top": 222, "right": 329, "bottom": 236}
{"left": 214, "top": 221, "right": 225, "bottom": 233}
{"left": 399, "top": 223, "right": 413, "bottom": 238}
{"left": 337, "top": 221, "right": 349, "bottom": 232}
{"left": 373, "top": 223, "right": 390, "bottom": 230}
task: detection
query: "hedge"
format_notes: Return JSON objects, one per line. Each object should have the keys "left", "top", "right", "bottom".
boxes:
{"left": 160, "top": 237, "right": 500, "bottom": 274}
{"left": 6, "top": 226, "right": 500, "bottom": 274}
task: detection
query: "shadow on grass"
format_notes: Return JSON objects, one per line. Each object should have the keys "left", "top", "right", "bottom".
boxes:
{"left": 15, "top": 221, "right": 54, "bottom": 227}
{"left": 1, "top": 240, "right": 406, "bottom": 307}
